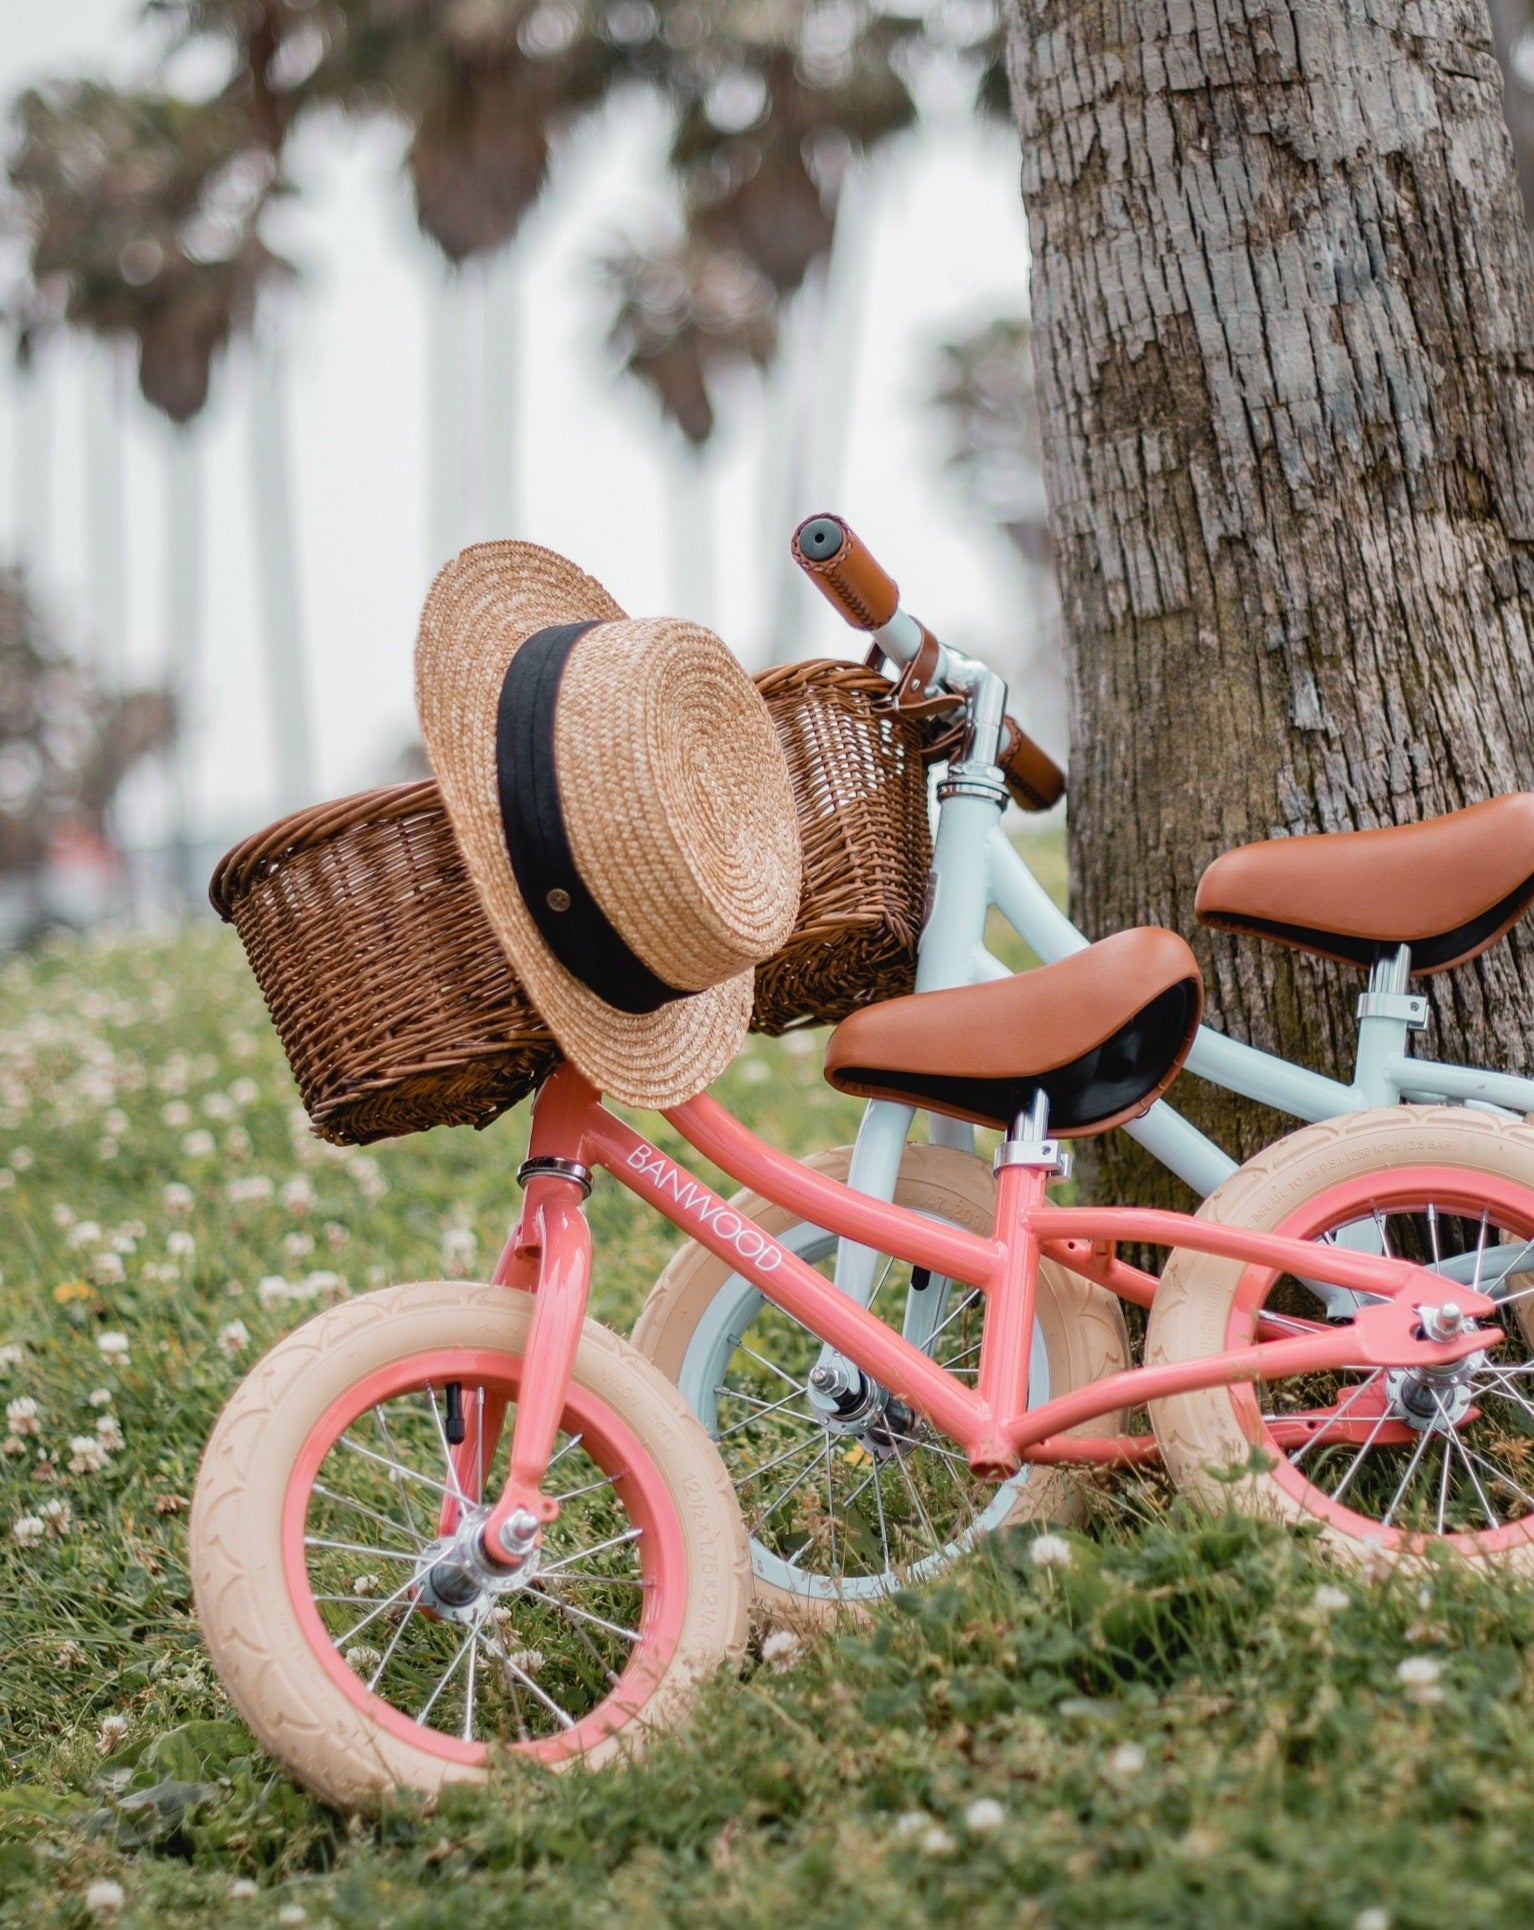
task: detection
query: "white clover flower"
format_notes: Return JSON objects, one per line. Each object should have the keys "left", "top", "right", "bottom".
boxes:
{"left": 277, "top": 1906, "right": 307, "bottom": 1927}
{"left": 1397, "top": 1655, "right": 1444, "bottom": 1703}
{"left": 0, "top": 1344, "right": 23, "bottom": 1373}
{"left": 12, "top": 1514, "right": 44, "bottom": 1547}
{"left": 324, "top": 1222, "right": 349, "bottom": 1251}
{"left": 84, "top": 1880, "right": 125, "bottom": 1917}
{"left": 760, "top": 1627, "right": 805, "bottom": 1672}
{"left": 282, "top": 1231, "right": 315, "bottom": 1262}
{"left": 218, "top": 1320, "right": 250, "bottom": 1358}
{"left": 97, "top": 1714, "right": 129, "bottom": 1753}
{"left": 963, "top": 1797, "right": 1006, "bottom": 1834}
{"left": 344, "top": 1645, "right": 382, "bottom": 1675}
{"left": 441, "top": 1226, "right": 478, "bottom": 1277}
{"left": 95, "top": 1413, "right": 124, "bottom": 1453}
{"left": 67, "top": 1220, "right": 103, "bottom": 1250}
{"left": 919, "top": 1825, "right": 956, "bottom": 1855}
{"left": 162, "top": 1182, "right": 195, "bottom": 1219}
{"left": 6, "top": 1397, "right": 39, "bottom": 1438}
{"left": 226, "top": 1176, "right": 275, "bottom": 1206}
{"left": 281, "top": 1175, "right": 316, "bottom": 1214}
{"left": 1027, "top": 1533, "right": 1073, "bottom": 1569}
{"left": 69, "top": 1435, "right": 109, "bottom": 1475}
{"left": 181, "top": 1130, "right": 215, "bottom": 1159}
{"left": 201, "top": 1091, "right": 235, "bottom": 1122}
{"left": 257, "top": 1275, "right": 291, "bottom": 1304}
{"left": 1313, "top": 1585, "right": 1350, "bottom": 1615}
{"left": 9, "top": 1146, "right": 33, "bottom": 1171}
{"left": 97, "top": 1331, "right": 130, "bottom": 1361}
{"left": 88, "top": 1387, "right": 113, "bottom": 1407}
{"left": 300, "top": 1271, "right": 346, "bottom": 1301}
{"left": 50, "top": 1202, "right": 75, "bottom": 1228}
{"left": 91, "top": 1250, "right": 126, "bottom": 1288}
{"left": 102, "top": 1109, "right": 129, "bottom": 1136}
{"left": 224, "top": 1127, "right": 252, "bottom": 1158}
{"left": 505, "top": 1647, "right": 544, "bottom": 1673}
{"left": 96, "top": 1140, "right": 119, "bottom": 1162}
{"left": 739, "top": 1059, "right": 772, "bottom": 1085}
{"left": 892, "top": 1811, "right": 931, "bottom": 1841}
{"left": 1105, "top": 1741, "right": 1147, "bottom": 1781}
{"left": 229, "top": 1077, "right": 260, "bottom": 1107}
{"left": 1353, "top": 1911, "right": 1391, "bottom": 1930}
{"left": 161, "top": 1101, "right": 192, "bottom": 1129}
{"left": 351, "top": 1573, "right": 382, "bottom": 1597}
{"left": 39, "top": 1498, "right": 70, "bottom": 1535}
{"left": 229, "top": 1876, "right": 258, "bottom": 1899}
{"left": 167, "top": 1230, "right": 196, "bottom": 1259}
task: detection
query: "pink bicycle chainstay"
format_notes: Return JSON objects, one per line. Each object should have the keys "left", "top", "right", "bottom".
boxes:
{"left": 472, "top": 1065, "right": 1500, "bottom": 1559}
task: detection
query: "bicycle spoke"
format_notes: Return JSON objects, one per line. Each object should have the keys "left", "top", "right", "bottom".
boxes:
{"left": 539, "top": 1527, "right": 642, "bottom": 1575}
{"left": 330, "top": 1572, "right": 419, "bottom": 1650}
{"left": 415, "top": 1625, "right": 475, "bottom": 1726}
{"left": 312, "top": 1481, "right": 429, "bottom": 1548}
{"left": 733, "top": 1429, "right": 824, "bottom": 1491}
{"left": 715, "top": 1385, "right": 813, "bottom": 1439}
{"left": 426, "top": 1384, "right": 471, "bottom": 1510}
{"left": 462, "top": 1622, "right": 479, "bottom": 1742}
{"left": 738, "top": 1345, "right": 809, "bottom": 1396}
{"left": 1379, "top": 1420, "right": 1438, "bottom": 1528}
{"left": 305, "top": 1535, "right": 421, "bottom": 1565}
{"left": 367, "top": 1598, "right": 418, "bottom": 1692}
{"left": 1325, "top": 1406, "right": 1394, "bottom": 1504}
{"left": 534, "top": 1586, "right": 642, "bottom": 1646}
{"left": 1289, "top": 1371, "right": 1384, "bottom": 1468}
{"left": 372, "top": 1405, "right": 423, "bottom": 1537}
{"left": 483, "top": 1634, "right": 576, "bottom": 1729}
{"left": 340, "top": 1433, "right": 452, "bottom": 1501}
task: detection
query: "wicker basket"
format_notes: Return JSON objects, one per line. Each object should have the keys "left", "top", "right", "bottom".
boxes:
{"left": 210, "top": 781, "right": 558, "bottom": 1146}
{"left": 750, "top": 660, "right": 933, "bottom": 1035}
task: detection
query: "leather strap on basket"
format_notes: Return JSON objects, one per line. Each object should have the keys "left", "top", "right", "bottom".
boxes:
{"left": 864, "top": 623, "right": 964, "bottom": 728}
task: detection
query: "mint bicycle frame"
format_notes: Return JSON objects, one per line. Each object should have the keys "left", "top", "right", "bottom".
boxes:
{"left": 822, "top": 597, "right": 1534, "bottom": 1331}
{"left": 469, "top": 1062, "right": 1499, "bottom": 1554}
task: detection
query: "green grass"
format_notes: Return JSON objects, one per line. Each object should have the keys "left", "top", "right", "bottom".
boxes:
{"left": 1, "top": 919, "right": 1534, "bottom": 1926}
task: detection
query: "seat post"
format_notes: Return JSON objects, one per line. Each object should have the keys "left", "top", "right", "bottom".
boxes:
{"left": 1354, "top": 941, "right": 1428, "bottom": 1105}
{"left": 995, "top": 1090, "right": 1071, "bottom": 1179}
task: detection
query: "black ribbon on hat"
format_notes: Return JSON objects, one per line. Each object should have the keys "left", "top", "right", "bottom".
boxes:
{"left": 495, "top": 622, "right": 686, "bottom": 1015}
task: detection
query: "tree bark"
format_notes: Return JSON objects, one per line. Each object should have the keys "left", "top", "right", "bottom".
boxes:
{"left": 1004, "top": 0, "right": 1534, "bottom": 1207}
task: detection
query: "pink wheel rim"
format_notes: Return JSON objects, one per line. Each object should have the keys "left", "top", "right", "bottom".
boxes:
{"left": 281, "top": 1347, "right": 690, "bottom": 1767}
{"left": 1223, "top": 1164, "right": 1534, "bottom": 1556}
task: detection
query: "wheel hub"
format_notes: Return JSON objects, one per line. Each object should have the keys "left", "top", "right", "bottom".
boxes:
{"left": 1385, "top": 1357, "right": 1483, "bottom": 1434}
{"left": 414, "top": 1507, "right": 540, "bottom": 1625}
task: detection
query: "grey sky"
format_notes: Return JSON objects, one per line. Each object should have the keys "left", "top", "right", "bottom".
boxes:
{"left": 0, "top": 4, "right": 1040, "bottom": 844}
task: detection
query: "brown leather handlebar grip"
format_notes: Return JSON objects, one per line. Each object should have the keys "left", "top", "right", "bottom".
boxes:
{"left": 791, "top": 514, "right": 900, "bottom": 631}
{"left": 1000, "top": 716, "right": 1066, "bottom": 813}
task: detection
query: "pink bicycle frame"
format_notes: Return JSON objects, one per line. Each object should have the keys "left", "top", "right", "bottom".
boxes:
{"left": 474, "top": 1064, "right": 1500, "bottom": 1558}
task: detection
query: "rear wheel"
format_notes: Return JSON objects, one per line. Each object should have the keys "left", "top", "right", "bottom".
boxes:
{"left": 1148, "top": 1109, "right": 1534, "bottom": 1568}
{"left": 191, "top": 1282, "right": 750, "bottom": 1806}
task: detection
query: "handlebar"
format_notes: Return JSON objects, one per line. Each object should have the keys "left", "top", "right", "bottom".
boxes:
{"left": 790, "top": 512, "right": 1065, "bottom": 814}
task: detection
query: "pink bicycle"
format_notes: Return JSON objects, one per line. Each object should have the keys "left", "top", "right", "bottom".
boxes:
{"left": 190, "top": 926, "right": 1534, "bottom": 1807}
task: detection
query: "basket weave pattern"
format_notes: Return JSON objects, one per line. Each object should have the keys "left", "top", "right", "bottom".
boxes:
{"left": 210, "top": 781, "right": 557, "bottom": 1146}
{"left": 750, "top": 660, "right": 932, "bottom": 1035}
{"left": 214, "top": 661, "right": 931, "bottom": 1142}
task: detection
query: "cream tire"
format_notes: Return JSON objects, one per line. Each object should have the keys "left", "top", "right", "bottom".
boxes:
{"left": 1147, "top": 1106, "right": 1534, "bottom": 1572}
{"left": 632, "top": 1142, "right": 1132, "bottom": 1622}
{"left": 191, "top": 1281, "right": 751, "bottom": 1807}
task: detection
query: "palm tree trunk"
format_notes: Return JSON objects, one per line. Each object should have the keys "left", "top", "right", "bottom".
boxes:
{"left": 250, "top": 314, "right": 316, "bottom": 814}
{"left": 163, "top": 427, "right": 202, "bottom": 913}
{"left": 84, "top": 343, "right": 127, "bottom": 685}
{"left": 1005, "top": 0, "right": 1534, "bottom": 1207}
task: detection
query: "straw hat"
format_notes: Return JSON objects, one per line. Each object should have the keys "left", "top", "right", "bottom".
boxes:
{"left": 415, "top": 541, "right": 802, "bottom": 1109}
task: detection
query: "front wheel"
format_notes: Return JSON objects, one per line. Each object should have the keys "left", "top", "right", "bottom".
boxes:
{"left": 632, "top": 1143, "right": 1131, "bottom": 1620}
{"left": 191, "top": 1282, "right": 750, "bottom": 1807}
{"left": 1148, "top": 1108, "right": 1534, "bottom": 1570}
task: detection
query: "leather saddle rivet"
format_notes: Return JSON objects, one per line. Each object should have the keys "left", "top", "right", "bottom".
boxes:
{"left": 546, "top": 888, "right": 572, "bottom": 913}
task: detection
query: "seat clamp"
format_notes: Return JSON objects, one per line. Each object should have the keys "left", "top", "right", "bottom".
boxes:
{"left": 1356, "top": 990, "right": 1429, "bottom": 1029}
{"left": 995, "top": 1138, "right": 1072, "bottom": 1179}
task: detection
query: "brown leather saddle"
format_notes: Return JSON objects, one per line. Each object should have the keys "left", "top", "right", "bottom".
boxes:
{"left": 1195, "top": 794, "right": 1534, "bottom": 975}
{"left": 824, "top": 927, "right": 1203, "bottom": 1135}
